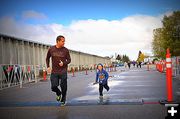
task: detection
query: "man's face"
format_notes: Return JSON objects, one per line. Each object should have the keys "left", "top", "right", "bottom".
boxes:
{"left": 57, "top": 38, "right": 65, "bottom": 47}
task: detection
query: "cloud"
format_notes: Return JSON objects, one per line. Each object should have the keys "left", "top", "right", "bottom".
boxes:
{"left": 0, "top": 11, "right": 167, "bottom": 60}
{"left": 65, "top": 15, "right": 163, "bottom": 59}
{"left": 22, "top": 10, "right": 47, "bottom": 20}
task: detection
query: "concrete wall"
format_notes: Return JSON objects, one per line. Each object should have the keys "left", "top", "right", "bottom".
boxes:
{"left": 0, "top": 34, "right": 111, "bottom": 68}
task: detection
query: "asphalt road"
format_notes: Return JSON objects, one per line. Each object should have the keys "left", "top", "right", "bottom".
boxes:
{"left": 0, "top": 65, "right": 180, "bottom": 119}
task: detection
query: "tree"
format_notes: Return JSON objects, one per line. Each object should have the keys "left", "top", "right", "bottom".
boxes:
{"left": 137, "top": 51, "right": 145, "bottom": 62}
{"left": 122, "top": 55, "right": 130, "bottom": 62}
{"left": 152, "top": 28, "right": 166, "bottom": 58}
{"left": 162, "top": 11, "right": 180, "bottom": 56}
{"left": 152, "top": 11, "right": 180, "bottom": 58}
{"left": 116, "top": 54, "right": 122, "bottom": 61}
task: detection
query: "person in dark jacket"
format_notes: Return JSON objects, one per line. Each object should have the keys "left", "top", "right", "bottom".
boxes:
{"left": 127, "top": 61, "right": 131, "bottom": 69}
{"left": 95, "top": 63, "right": 110, "bottom": 97}
{"left": 46, "top": 35, "right": 71, "bottom": 106}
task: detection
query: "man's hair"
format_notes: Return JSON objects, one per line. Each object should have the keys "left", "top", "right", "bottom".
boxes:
{"left": 56, "top": 35, "right": 65, "bottom": 43}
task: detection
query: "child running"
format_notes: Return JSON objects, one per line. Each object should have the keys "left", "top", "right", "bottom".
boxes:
{"left": 95, "top": 63, "right": 110, "bottom": 98}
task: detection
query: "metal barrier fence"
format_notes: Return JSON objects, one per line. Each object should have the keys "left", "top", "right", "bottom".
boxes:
{"left": 0, "top": 64, "right": 44, "bottom": 90}
{"left": 155, "top": 56, "right": 180, "bottom": 79}
{"left": 0, "top": 63, "right": 116, "bottom": 90}
{"left": 172, "top": 56, "right": 180, "bottom": 78}
{"left": 67, "top": 64, "right": 116, "bottom": 73}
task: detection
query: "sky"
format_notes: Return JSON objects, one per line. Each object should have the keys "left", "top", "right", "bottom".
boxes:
{"left": 0, "top": 0, "right": 180, "bottom": 60}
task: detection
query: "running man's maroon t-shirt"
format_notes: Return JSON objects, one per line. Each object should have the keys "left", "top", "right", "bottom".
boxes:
{"left": 46, "top": 46, "right": 71, "bottom": 74}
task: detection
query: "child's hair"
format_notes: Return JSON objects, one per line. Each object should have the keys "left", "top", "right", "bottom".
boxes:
{"left": 97, "top": 63, "right": 104, "bottom": 69}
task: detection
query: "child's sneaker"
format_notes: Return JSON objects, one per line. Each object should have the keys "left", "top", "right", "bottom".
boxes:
{"left": 99, "top": 95, "right": 104, "bottom": 104}
{"left": 99, "top": 95, "right": 103, "bottom": 99}
{"left": 56, "top": 95, "right": 61, "bottom": 102}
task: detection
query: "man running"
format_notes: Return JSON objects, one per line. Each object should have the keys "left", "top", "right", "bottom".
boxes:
{"left": 46, "top": 35, "right": 71, "bottom": 106}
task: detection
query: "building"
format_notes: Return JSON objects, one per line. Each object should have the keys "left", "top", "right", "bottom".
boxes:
{"left": 0, "top": 34, "right": 111, "bottom": 70}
